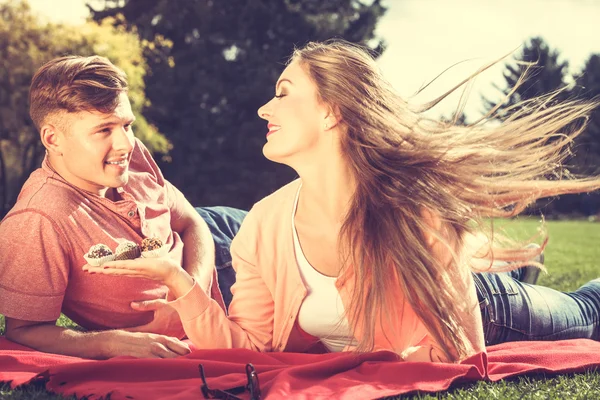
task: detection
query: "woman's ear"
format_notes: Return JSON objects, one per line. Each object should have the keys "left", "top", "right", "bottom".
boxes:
{"left": 323, "top": 105, "right": 342, "bottom": 131}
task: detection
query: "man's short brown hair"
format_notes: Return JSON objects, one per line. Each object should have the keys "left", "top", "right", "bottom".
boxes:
{"left": 29, "top": 55, "right": 128, "bottom": 130}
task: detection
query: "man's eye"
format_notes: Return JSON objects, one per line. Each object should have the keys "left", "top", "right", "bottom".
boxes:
{"left": 98, "top": 128, "right": 111, "bottom": 134}
{"left": 124, "top": 124, "right": 132, "bottom": 130}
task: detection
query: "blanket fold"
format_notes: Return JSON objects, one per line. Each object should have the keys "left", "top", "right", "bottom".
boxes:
{"left": 1, "top": 337, "right": 599, "bottom": 400}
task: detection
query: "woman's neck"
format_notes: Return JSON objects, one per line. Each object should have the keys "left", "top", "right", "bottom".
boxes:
{"left": 295, "top": 156, "right": 356, "bottom": 225}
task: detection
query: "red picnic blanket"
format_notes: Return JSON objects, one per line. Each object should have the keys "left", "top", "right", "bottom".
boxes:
{"left": 1, "top": 337, "right": 600, "bottom": 399}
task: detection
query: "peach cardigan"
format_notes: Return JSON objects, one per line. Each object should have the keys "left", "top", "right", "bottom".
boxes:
{"left": 170, "top": 179, "right": 483, "bottom": 360}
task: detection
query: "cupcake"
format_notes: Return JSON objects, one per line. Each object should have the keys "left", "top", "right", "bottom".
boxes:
{"left": 115, "top": 241, "right": 141, "bottom": 260}
{"left": 84, "top": 243, "right": 115, "bottom": 266}
{"left": 140, "top": 237, "right": 169, "bottom": 258}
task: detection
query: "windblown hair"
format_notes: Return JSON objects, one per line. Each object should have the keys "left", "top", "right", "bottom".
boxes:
{"left": 29, "top": 55, "right": 128, "bottom": 130}
{"left": 291, "top": 40, "right": 600, "bottom": 362}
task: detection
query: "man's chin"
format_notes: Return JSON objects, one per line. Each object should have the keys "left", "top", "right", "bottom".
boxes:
{"left": 113, "top": 173, "right": 129, "bottom": 188}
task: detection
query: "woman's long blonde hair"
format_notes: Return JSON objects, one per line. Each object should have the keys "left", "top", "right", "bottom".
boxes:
{"left": 291, "top": 40, "right": 600, "bottom": 362}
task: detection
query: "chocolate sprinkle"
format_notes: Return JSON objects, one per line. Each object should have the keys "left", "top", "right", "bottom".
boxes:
{"left": 87, "top": 244, "right": 113, "bottom": 259}
{"left": 140, "top": 237, "right": 163, "bottom": 252}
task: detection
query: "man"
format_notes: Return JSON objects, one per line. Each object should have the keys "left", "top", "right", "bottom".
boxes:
{"left": 0, "top": 55, "right": 246, "bottom": 359}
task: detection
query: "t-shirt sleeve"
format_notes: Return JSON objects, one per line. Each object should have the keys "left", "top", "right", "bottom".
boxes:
{"left": 0, "top": 211, "right": 70, "bottom": 322}
{"left": 132, "top": 138, "right": 166, "bottom": 186}
{"left": 133, "top": 138, "right": 188, "bottom": 219}
{"left": 164, "top": 179, "right": 189, "bottom": 222}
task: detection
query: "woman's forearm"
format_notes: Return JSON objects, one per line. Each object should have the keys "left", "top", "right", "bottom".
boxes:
{"left": 166, "top": 268, "right": 196, "bottom": 299}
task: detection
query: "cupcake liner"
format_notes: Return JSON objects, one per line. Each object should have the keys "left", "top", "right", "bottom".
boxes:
{"left": 115, "top": 241, "right": 141, "bottom": 261}
{"left": 84, "top": 253, "right": 116, "bottom": 267}
{"left": 141, "top": 244, "right": 170, "bottom": 259}
{"left": 115, "top": 247, "right": 141, "bottom": 260}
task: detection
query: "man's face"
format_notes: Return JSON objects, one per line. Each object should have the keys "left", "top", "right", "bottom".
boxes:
{"left": 51, "top": 92, "right": 136, "bottom": 195}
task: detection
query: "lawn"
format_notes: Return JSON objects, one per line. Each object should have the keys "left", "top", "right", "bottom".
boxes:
{"left": 1, "top": 217, "right": 599, "bottom": 399}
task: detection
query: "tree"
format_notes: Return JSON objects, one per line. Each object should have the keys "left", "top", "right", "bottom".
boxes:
{"left": 482, "top": 37, "right": 587, "bottom": 216}
{"left": 572, "top": 54, "right": 600, "bottom": 174}
{"left": 569, "top": 54, "right": 600, "bottom": 216}
{"left": 441, "top": 111, "right": 468, "bottom": 126}
{"left": 483, "top": 37, "right": 570, "bottom": 120}
{"left": 0, "top": 0, "right": 169, "bottom": 216}
{"left": 90, "top": 0, "right": 387, "bottom": 209}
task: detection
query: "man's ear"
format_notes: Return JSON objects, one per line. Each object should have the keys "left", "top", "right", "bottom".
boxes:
{"left": 40, "top": 123, "right": 63, "bottom": 156}
{"left": 323, "top": 105, "right": 342, "bottom": 131}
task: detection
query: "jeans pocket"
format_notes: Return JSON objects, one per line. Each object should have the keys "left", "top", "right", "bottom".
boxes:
{"left": 474, "top": 277, "right": 495, "bottom": 344}
{"left": 490, "top": 278, "right": 519, "bottom": 296}
{"left": 478, "top": 298, "right": 497, "bottom": 345}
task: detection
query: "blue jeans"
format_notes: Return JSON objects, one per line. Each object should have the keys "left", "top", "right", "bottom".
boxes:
{"left": 197, "top": 207, "right": 600, "bottom": 344}
{"left": 474, "top": 271, "right": 600, "bottom": 345}
{"left": 196, "top": 206, "right": 247, "bottom": 308}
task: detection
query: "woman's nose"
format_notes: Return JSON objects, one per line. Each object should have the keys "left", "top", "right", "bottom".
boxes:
{"left": 257, "top": 101, "right": 271, "bottom": 120}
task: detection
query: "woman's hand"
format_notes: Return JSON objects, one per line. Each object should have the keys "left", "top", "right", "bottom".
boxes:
{"left": 126, "top": 299, "right": 187, "bottom": 340}
{"left": 83, "top": 258, "right": 196, "bottom": 299}
{"left": 83, "top": 257, "right": 195, "bottom": 299}
{"left": 83, "top": 257, "right": 181, "bottom": 284}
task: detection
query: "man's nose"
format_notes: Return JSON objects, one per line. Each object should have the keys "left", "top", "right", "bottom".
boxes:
{"left": 113, "top": 125, "right": 134, "bottom": 152}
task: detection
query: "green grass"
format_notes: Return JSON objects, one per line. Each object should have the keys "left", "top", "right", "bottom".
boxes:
{"left": 2, "top": 217, "right": 600, "bottom": 399}
{"left": 0, "top": 381, "right": 77, "bottom": 400}
{"left": 0, "top": 314, "right": 78, "bottom": 336}
{"left": 389, "top": 370, "right": 600, "bottom": 399}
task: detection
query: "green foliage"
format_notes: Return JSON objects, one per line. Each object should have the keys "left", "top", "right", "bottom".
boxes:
{"left": 441, "top": 111, "right": 468, "bottom": 126}
{"left": 90, "top": 0, "right": 387, "bottom": 209}
{"left": 482, "top": 37, "right": 600, "bottom": 216}
{"left": 572, "top": 55, "right": 600, "bottom": 176}
{"left": 0, "top": 0, "right": 169, "bottom": 216}
{"left": 483, "top": 37, "right": 570, "bottom": 119}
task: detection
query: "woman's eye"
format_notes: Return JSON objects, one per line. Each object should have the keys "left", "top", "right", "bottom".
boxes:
{"left": 274, "top": 93, "right": 286, "bottom": 99}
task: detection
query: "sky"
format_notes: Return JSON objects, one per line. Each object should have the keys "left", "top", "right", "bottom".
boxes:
{"left": 376, "top": 0, "right": 600, "bottom": 118}
{"left": 24, "top": 0, "right": 600, "bottom": 119}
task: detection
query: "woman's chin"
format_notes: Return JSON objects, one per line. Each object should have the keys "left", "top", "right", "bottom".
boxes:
{"left": 262, "top": 144, "right": 283, "bottom": 163}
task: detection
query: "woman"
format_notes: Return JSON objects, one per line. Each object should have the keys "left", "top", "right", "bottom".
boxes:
{"left": 86, "top": 40, "right": 600, "bottom": 362}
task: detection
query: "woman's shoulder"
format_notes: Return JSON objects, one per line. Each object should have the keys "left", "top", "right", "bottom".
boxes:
{"left": 231, "top": 179, "right": 300, "bottom": 255}
{"left": 249, "top": 178, "right": 301, "bottom": 218}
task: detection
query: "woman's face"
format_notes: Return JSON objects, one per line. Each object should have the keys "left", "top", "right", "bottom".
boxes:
{"left": 257, "top": 60, "right": 331, "bottom": 165}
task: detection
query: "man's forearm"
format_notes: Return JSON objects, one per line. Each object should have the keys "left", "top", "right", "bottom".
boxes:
{"left": 6, "top": 323, "right": 111, "bottom": 359}
{"left": 6, "top": 322, "right": 191, "bottom": 359}
{"left": 179, "top": 216, "right": 215, "bottom": 294}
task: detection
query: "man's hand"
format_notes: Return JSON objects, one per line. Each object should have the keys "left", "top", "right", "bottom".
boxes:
{"left": 102, "top": 330, "right": 191, "bottom": 359}
{"left": 125, "top": 298, "right": 186, "bottom": 339}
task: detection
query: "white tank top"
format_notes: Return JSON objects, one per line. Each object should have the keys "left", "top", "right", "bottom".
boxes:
{"left": 292, "top": 184, "right": 357, "bottom": 352}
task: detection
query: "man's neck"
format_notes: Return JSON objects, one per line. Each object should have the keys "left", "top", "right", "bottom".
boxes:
{"left": 104, "top": 188, "right": 120, "bottom": 201}
{"left": 46, "top": 154, "right": 109, "bottom": 198}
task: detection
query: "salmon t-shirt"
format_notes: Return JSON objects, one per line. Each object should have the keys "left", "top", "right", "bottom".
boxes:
{"left": 0, "top": 139, "right": 190, "bottom": 333}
